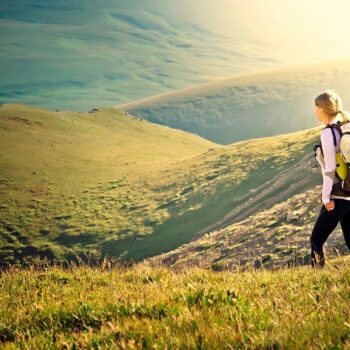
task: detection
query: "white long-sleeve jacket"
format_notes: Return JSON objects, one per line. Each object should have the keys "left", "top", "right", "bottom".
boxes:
{"left": 315, "top": 120, "right": 350, "bottom": 204}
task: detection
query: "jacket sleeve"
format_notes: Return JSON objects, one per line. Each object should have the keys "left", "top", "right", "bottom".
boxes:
{"left": 320, "top": 128, "right": 336, "bottom": 204}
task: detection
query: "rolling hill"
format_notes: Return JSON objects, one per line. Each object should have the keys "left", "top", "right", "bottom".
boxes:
{"left": 117, "top": 59, "right": 350, "bottom": 144}
{"left": 0, "top": 103, "right": 219, "bottom": 266}
{"left": 0, "top": 103, "right": 322, "bottom": 267}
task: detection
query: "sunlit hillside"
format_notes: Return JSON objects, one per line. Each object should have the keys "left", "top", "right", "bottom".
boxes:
{"left": 0, "top": 103, "right": 322, "bottom": 267}
{"left": 0, "top": 103, "right": 219, "bottom": 266}
{"left": 118, "top": 59, "right": 350, "bottom": 144}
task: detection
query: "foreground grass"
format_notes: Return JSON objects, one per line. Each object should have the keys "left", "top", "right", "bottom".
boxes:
{"left": 1, "top": 256, "right": 350, "bottom": 349}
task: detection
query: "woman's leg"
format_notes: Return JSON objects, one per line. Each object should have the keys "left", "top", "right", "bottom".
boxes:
{"left": 310, "top": 199, "right": 350, "bottom": 268}
{"left": 340, "top": 206, "right": 350, "bottom": 249}
{"left": 310, "top": 205, "right": 329, "bottom": 268}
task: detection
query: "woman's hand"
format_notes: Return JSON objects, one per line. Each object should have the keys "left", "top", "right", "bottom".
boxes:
{"left": 325, "top": 200, "right": 335, "bottom": 211}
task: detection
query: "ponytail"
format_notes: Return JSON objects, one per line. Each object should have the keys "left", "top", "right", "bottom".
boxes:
{"left": 338, "top": 109, "right": 350, "bottom": 123}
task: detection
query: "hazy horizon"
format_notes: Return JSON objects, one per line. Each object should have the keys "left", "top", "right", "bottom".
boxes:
{"left": 2, "top": 0, "right": 350, "bottom": 111}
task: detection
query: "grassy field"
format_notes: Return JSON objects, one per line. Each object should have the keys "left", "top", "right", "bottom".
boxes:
{"left": 118, "top": 59, "right": 350, "bottom": 144}
{"left": 0, "top": 103, "right": 323, "bottom": 267}
{"left": 1, "top": 256, "right": 350, "bottom": 349}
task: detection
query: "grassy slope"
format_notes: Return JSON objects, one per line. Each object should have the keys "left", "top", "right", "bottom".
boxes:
{"left": 118, "top": 59, "right": 350, "bottom": 144}
{"left": 117, "top": 127, "right": 321, "bottom": 261}
{"left": 0, "top": 103, "right": 219, "bottom": 265}
{"left": 1, "top": 256, "right": 350, "bottom": 348}
{"left": 0, "top": 103, "right": 322, "bottom": 266}
{"left": 147, "top": 186, "right": 349, "bottom": 271}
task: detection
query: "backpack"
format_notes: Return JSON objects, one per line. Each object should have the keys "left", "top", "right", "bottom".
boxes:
{"left": 313, "top": 120, "right": 350, "bottom": 192}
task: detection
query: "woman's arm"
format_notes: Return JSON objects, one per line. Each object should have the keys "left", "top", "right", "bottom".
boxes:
{"left": 320, "top": 128, "right": 337, "bottom": 205}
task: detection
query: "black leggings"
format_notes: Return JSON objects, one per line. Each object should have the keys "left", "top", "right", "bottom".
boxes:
{"left": 310, "top": 198, "right": 350, "bottom": 267}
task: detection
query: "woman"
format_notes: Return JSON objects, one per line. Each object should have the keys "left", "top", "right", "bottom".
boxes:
{"left": 311, "top": 90, "right": 350, "bottom": 268}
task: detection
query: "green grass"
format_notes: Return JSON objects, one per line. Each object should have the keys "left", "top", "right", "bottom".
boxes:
{"left": 0, "top": 103, "right": 323, "bottom": 266}
{"left": 0, "top": 103, "right": 220, "bottom": 266}
{"left": 1, "top": 256, "right": 350, "bottom": 349}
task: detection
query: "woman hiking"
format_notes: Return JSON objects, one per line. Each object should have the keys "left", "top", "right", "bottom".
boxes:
{"left": 311, "top": 90, "right": 350, "bottom": 268}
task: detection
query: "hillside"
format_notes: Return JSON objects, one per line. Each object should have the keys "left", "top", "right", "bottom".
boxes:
{"left": 146, "top": 186, "right": 349, "bottom": 271}
{"left": 0, "top": 103, "right": 219, "bottom": 266}
{"left": 0, "top": 103, "right": 321, "bottom": 267}
{"left": 0, "top": 0, "right": 305, "bottom": 112}
{"left": 117, "top": 59, "right": 350, "bottom": 144}
{"left": 3, "top": 1, "right": 348, "bottom": 112}
{"left": 1, "top": 256, "right": 350, "bottom": 348}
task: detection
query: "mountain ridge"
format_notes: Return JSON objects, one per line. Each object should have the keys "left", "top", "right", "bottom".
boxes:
{"left": 117, "top": 58, "right": 350, "bottom": 110}
{"left": 117, "top": 58, "right": 350, "bottom": 144}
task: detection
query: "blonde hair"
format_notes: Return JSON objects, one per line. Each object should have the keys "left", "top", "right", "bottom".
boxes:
{"left": 315, "top": 89, "right": 349, "bottom": 123}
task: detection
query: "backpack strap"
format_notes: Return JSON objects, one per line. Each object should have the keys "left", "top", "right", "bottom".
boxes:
{"left": 324, "top": 123, "right": 339, "bottom": 146}
{"left": 333, "top": 121, "right": 343, "bottom": 138}
{"left": 315, "top": 122, "right": 342, "bottom": 158}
